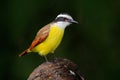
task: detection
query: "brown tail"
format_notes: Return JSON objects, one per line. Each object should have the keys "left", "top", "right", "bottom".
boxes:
{"left": 19, "top": 49, "right": 29, "bottom": 57}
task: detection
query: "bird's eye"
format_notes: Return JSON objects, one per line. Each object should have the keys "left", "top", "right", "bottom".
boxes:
{"left": 55, "top": 17, "right": 68, "bottom": 22}
{"left": 63, "top": 18, "right": 68, "bottom": 21}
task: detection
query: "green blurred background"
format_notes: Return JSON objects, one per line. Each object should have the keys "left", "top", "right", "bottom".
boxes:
{"left": 0, "top": 0, "right": 120, "bottom": 80}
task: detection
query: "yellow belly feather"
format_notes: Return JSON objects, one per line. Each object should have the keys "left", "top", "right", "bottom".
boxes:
{"left": 32, "top": 25, "right": 64, "bottom": 56}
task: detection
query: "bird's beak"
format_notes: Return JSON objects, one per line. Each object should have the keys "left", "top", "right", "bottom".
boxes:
{"left": 70, "top": 20, "right": 78, "bottom": 24}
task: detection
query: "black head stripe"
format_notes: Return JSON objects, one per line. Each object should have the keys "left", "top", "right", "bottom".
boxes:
{"left": 55, "top": 17, "right": 69, "bottom": 22}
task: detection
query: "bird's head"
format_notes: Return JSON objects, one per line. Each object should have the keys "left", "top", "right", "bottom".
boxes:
{"left": 53, "top": 13, "right": 78, "bottom": 29}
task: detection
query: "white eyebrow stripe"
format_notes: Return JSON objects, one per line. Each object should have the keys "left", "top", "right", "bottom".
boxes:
{"left": 56, "top": 14, "right": 73, "bottom": 20}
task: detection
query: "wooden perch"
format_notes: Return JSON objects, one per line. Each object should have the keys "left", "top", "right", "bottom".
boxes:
{"left": 28, "top": 58, "right": 85, "bottom": 80}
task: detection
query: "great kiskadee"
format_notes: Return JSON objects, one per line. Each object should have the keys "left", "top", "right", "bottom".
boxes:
{"left": 19, "top": 13, "right": 78, "bottom": 60}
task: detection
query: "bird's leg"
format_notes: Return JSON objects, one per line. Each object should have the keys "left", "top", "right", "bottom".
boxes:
{"left": 44, "top": 56, "right": 48, "bottom": 62}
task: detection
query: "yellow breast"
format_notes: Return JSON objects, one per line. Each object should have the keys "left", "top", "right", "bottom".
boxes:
{"left": 32, "top": 25, "right": 64, "bottom": 56}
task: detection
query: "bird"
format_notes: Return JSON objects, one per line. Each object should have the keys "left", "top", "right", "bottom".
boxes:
{"left": 19, "top": 13, "right": 78, "bottom": 61}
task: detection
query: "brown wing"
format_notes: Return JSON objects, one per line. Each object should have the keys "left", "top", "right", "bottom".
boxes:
{"left": 29, "top": 24, "right": 51, "bottom": 50}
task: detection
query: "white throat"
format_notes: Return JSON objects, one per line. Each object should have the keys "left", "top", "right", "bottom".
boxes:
{"left": 53, "top": 21, "right": 71, "bottom": 29}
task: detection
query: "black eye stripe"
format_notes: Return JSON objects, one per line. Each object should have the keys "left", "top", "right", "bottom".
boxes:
{"left": 55, "top": 17, "right": 69, "bottom": 21}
